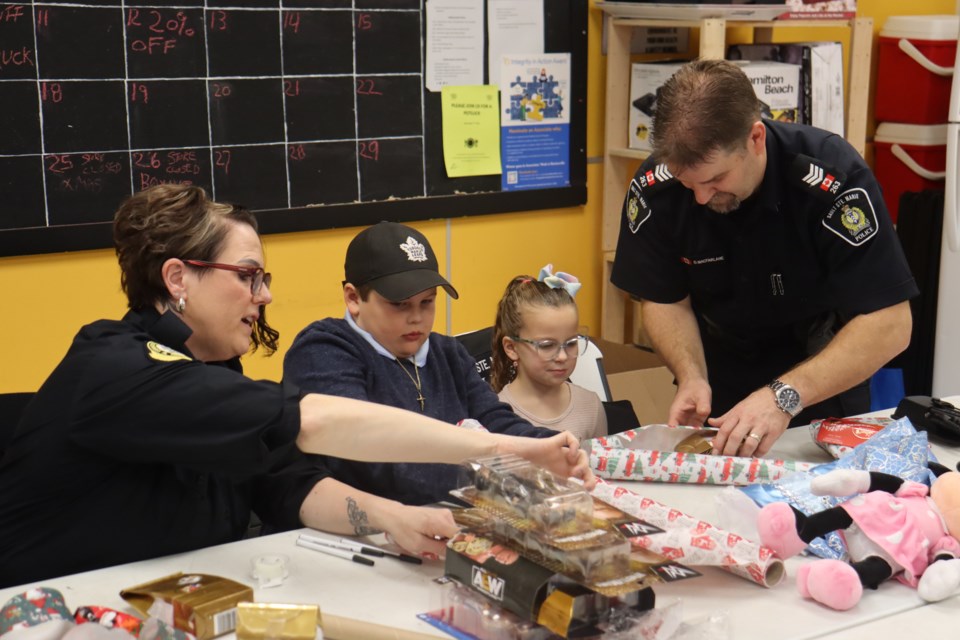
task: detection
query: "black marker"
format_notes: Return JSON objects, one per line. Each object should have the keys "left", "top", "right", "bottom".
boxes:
{"left": 296, "top": 537, "right": 374, "bottom": 566}
{"left": 338, "top": 537, "right": 424, "bottom": 565}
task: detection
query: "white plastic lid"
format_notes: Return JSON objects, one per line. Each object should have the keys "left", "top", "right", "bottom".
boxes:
{"left": 880, "top": 15, "right": 959, "bottom": 41}
{"left": 875, "top": 122, "right": 948, "bottom": 145}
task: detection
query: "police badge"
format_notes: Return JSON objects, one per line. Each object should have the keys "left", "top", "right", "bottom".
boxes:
{"left": 626, "top": 179, "right": 650, "bottom": 233}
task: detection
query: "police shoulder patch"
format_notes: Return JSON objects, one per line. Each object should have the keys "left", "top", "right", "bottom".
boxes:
{"left": 789, "top": 154, "right": 847, "bottom": 202}
{"left": 821, "top": 188, "right": 879, "bottom": 247}
{"left": 626, "top": 179, "right": 651, "bottom": 234}
{"left": 146, "top": 341, "right": 191, "bottom": 362}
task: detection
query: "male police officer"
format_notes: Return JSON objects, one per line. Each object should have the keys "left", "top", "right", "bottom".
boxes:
{"left": 611, "top": 60, "right": 916, "bottom": 457}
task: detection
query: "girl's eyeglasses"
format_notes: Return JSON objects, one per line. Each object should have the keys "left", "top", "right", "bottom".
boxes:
{"left": 182, "top": 259, "right": 272, "bottom": 296}
{"left": 510, "top": 335, "right": 588, "bottom": 361}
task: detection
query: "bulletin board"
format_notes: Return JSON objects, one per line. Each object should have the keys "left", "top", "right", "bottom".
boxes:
{"left": 0, "top": 0, "right": 587, "bottom": 257}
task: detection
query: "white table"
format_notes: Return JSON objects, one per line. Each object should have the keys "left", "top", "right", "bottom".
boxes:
{"left": 3, "top": 402, "right": 959, "bottom": 640}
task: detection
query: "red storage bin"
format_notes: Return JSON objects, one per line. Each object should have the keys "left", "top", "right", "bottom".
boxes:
{"left": 874, "top": 123, "right": 947, "bottom": 223}
{"left": 875, "top": 15, "right": 959, "bottom": 125}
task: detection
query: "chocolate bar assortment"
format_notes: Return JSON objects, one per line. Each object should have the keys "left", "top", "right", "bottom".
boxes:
{"left": 443, "top": 455, "right": 699, "bottom": 638}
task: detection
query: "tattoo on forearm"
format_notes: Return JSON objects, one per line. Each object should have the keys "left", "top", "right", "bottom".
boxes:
{"left": 346, "top": 497, "right": 380, "bottom": 536}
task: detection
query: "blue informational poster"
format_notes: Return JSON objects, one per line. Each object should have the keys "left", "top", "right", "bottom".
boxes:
{"left": 499, "top": 53, "right": 571, "bottom": 191}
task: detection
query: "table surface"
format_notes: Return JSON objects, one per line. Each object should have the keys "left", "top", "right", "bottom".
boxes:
{"left": 3, "top": 401, "right": 960, "bottom": 640}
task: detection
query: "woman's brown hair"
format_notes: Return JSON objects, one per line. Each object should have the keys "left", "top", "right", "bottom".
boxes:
{"left": 113, "top": 184, "right": 279, "bottom": 354}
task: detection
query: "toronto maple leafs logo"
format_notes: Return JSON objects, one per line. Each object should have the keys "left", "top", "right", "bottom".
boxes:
{"left": 399, "top": 236, "right": 428, "bottom": 262}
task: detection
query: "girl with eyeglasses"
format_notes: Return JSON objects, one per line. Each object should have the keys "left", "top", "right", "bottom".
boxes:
{"left": 0, "top": 185, "right": 593, "bottom": 588}
{"left": 491, "top": 268, "right": 608, "bottom": 441}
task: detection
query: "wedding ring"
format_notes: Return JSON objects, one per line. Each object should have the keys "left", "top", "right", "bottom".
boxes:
{"left": 747, "top": 432, "right": 763, "bottom": 443}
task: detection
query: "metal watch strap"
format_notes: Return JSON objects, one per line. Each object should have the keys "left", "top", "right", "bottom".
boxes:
{"left": 768, "top": 379, "right": 801, "bottom": 417}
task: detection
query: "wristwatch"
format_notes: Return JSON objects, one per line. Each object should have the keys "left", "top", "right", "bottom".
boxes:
{"left": 768, "top": 379, "right": 802, "bottom": 417}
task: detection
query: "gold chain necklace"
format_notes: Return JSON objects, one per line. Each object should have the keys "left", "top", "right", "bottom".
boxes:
{"left": 395, "top": 358, "right": 425, "bottom": 411}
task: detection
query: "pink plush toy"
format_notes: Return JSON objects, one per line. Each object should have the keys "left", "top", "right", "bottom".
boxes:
{"left": 757, "top": 469, "right": 960, "bottom": 610}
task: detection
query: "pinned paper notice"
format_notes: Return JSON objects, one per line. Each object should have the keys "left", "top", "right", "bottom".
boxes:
{"left": 441, "top": 85, "right": 502, "bottom": 177}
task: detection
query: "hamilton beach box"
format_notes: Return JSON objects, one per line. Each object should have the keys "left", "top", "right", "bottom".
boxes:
{"left": 874, "top": 122, "right": 947, "bottom": 223}
{"left": 628, "top": 59, "right": 800, "bottom": 152}
{"left": 875, "top": 15, "right": 959, "bottom": 125}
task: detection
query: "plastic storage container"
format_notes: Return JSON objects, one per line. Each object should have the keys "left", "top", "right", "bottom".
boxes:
{"left": 875, "top": 15, "right": 959, "bottom": 125}
{"left": 874, "top": 122, "right": 947, "bottom": 223}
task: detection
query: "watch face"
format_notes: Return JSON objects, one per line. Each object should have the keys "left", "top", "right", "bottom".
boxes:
{"left": 779, "top": 388, "right": 801, "bottom": 411}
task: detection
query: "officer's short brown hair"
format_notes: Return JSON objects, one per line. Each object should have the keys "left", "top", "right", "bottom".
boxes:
{"left": 652, "top": 59, "right": 761, "bottom": 170}
{"left": 113, "top": 184, "right": 278, "bottom": 353}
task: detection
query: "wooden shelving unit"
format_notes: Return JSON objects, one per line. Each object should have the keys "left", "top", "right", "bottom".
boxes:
{"left": 599, "top": 13, "right": 874, "bottom": 343}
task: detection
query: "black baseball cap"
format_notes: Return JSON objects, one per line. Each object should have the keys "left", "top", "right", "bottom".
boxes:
{"left": 344, "top": 221, "right": 459, "bottom": 302}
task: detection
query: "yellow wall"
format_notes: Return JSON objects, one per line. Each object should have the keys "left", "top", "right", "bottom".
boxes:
{"left": 0, "top": 0, "right": 954, "bottom": 392}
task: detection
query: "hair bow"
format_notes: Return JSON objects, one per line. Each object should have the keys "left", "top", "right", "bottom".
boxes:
{"left": 538, "top": 264, "right": 581, "bottom": 297}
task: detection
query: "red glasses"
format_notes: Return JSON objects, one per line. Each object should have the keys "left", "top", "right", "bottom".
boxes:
{"left": 182, "top": 259, "right": 272, "bottom": 295}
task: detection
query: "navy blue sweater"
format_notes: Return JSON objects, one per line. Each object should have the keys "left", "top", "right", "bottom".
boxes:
{"left": 283, "top": 317, "right": 554, "bottom": 505}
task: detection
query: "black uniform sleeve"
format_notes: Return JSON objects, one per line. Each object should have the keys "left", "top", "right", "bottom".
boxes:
{"left": 801, "top": 136, "right": 918, "bottom": 316}
{"left": 251, "top": 446, "right": 332, "bottom": 531}
{"left": 68, "top": 338, "right": 303, "bottom": 476}
{"left": 610, "top": 164, "right": 688, "bottom": 304}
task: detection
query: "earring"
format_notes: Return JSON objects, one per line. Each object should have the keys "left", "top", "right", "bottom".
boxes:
{"left": 177, "top": 297, "right": 185, "bottom": 313}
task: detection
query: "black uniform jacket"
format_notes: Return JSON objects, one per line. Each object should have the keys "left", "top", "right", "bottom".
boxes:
{"left": 611, "top": 120, "right": 918, "bottom": 414}
{"left": 0, "top": 308, "right": 328, "bottom": 587}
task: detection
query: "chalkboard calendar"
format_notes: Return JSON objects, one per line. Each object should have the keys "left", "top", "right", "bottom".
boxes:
{"left": 0, "top": 0, "right": 586, "bottom": 256}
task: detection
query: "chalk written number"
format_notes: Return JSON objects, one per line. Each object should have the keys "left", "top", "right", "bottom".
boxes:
{"left": 359, "top": 141, "right": 379, "bottom": 162}
{"left": 209, "top": 10, "right": 227, "bottom": 31}
{"left": 130, "top": 83, "right": 149, "bottom": 103}
{"left": 133, "top": 152, "right": 161, "bottom": 169}
{"left": 211, "top": 83, "right": 231, "bottom": 98}
{"left": 356, "top": 79, "right": 382, "bottom": 96}
{"left": 215, "top": 150, "right": 231, "bottom": 175}
{"left": 40, "top": 82, "right": 62, "bottom": 103}
{"left": 46, "top": 154, "right": 73, "bottom": 174}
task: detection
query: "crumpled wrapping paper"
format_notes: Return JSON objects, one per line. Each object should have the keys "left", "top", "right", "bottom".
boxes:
{"left": 741, "top": 417, "right": 938, "bottom": 560}
{"left": 808, "top": 416, "right": 892, "bottom": 459}
{"left": 591, "top": 481, "right": 785, "bottom": 588}
{"left": 588, "top": 425, "right": 817, "bottom": 485}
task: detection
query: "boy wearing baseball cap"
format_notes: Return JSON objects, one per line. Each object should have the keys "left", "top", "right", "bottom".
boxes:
{"left": 283, "top": 222, "right": 554, "bottom": 555}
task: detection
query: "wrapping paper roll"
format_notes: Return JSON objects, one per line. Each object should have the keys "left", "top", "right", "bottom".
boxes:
{"left": 591, "top": 482, "right": 785, "bottom": 588}
{"left": 589, "top": 426, "right": 817, "bottom": 485}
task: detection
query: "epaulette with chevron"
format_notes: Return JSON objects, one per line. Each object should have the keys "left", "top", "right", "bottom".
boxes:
{"left": 789, "top": 154, "right": 847, "bottom": 203}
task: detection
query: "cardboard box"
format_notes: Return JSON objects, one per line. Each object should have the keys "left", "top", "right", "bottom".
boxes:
{"left": 779, "top": 0, "right": 856, "bottom": 20}
{"left": 121, "top": 573, "right": 252, "bottom": 640}
{"left": 591, "top": 338, "right": 674, "bottom": 426}
{"left": 737, "top": 60, "right": 801, "bottom": 124}
{"left": 728, "top": 42, "right": 843, "bottom": 135}
{"left": 627, "top": 61, "right": 684, "bottom": 151}
{"left": 628, "top": 59, "right": 801, "bottom": 152}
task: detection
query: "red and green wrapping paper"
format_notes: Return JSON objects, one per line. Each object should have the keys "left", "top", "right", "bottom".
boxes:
{"left": 589, "top": 426, "right": 816, "bottom": 485}
{"left": 592, "top": 481, "right": 785, "bottom": 587}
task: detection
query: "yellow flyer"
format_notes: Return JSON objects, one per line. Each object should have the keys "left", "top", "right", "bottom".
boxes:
{"left": 441, "top": 85, "right": 502, "bottom": 177}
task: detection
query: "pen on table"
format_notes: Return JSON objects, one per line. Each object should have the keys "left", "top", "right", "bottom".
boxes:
{"left": 337, "top": 537, "right": 424, "bottom": 565}
{"left": 298, "top": 534, "right": 384, "bottom": 558}
{"left": 296, "top": 537, "right": 375, "bottom": 566}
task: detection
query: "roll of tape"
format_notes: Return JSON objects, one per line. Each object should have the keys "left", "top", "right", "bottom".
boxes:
{"left": 252, "top": 554, "right": 290, "bottom": 585}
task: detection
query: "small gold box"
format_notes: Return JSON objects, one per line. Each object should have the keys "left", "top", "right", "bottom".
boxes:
{"left": 236, "top": 603, "right": 319, "bottom": 640}
{"left": 120, "top": 573, "right": 253, "bottom": 640}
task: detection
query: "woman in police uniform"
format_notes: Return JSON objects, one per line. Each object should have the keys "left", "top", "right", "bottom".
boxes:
{"left": 0, "top": 184, "right": 591, "bottom": 588}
